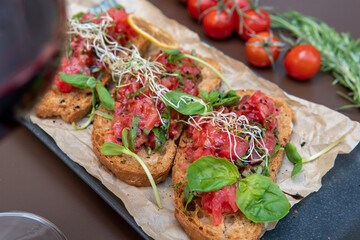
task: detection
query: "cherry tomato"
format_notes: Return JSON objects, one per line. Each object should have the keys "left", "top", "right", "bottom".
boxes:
{"left": 284, "top": 44, "right": 322, "bottom": 80}
{"left": 202, "top": 9, "right": 235, "bottom": 39}
{"left": 187, "top": 0, "right": 218, "bottom": 20}
{"left": 245, "top": 32, "right": 281, "bottom": 68}
{"left": 235, "top": 9, "right": 271, "bottom": 40}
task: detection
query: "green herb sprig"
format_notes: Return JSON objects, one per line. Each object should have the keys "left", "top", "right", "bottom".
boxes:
{"left": 185, "top": 156, "right": 290, "bottom": 223}
{"left": 200, "top": 89, "right": 240, "bottom": 107}
{"left": 285, "top": 134, "right": 346, "bottom": 178}
{"left": 162, "top": 49, "right": 233, "bottom": 90}
{"left": 163, "top": 90, "right": 211, "bottom": 115}
{"left": 271, "top": 11, "right": 360, "bottom": 109}
{"left": 59, "top": 72, "right": 114, "bottom": 129}
{"left": 101, "top": 142, "right": 163, "bottom": 209}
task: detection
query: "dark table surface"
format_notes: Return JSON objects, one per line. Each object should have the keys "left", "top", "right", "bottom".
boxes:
{"left": 0, "top": 0, "right": 359, "bottom": 239}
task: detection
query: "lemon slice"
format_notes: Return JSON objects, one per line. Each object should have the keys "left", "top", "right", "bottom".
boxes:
{"left": 127, "top": 14, "right": 179, "bottom": 49}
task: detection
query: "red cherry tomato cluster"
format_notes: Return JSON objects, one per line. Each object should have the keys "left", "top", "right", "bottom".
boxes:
{"left": 186, "top": 0, "right": 270, "bottom": 40}
{"left": 180, "top": 0, "right": 322, "bottom": 80}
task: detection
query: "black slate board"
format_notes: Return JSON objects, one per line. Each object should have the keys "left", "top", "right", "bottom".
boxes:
{"left": 21, "top": 119, "right": 360, "bottom": 240}
{"left": 262, "top": 141, "right": 360, "bottom": 240}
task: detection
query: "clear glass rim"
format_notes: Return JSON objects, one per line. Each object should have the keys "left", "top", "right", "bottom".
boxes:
{"left": 0, "top": 210, "right": 67, "bottom": 240}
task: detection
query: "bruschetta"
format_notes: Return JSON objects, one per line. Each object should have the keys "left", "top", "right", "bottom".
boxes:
{"left": 172, "top": 89, "right": 294, "bottom": 240}
{"left": 36, "top": 7, "right": 149, "bottom": 123}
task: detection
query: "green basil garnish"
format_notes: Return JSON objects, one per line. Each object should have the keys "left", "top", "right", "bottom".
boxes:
{"left": 87, "top": 76, "right": 98, "bottom": 89}
{"left": 97, "top": 84, "right": 115, "bottom": 110}
{"left": 200, "top": 90, "right": 240, "bottom": 107}
{"left": 114, "top": 4, "right": 124, "bottom": 9}
{"left": 163, "top": 90, "right": 209, "bottom": 115}
{"left": 186, "top": 156, "right": 239, "bottom": 192}
{"left": 59, "top": 73, "right": 94, "bottom": 89}
{"left": 236, "top": 174, "right": 290, "bottom": 223}
{"left": 72, "top": 11, "right": 84, "bottom": 20}
{"left": 186, "top": 156, "right": 290, "bottom": 223}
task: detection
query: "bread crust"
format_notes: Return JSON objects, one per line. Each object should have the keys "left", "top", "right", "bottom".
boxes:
{"left": 35, "top": 34, "right": 150, "bottom": 123}
{"left": 172, "top": 90, "right": 294, "bottom": 240}
{"left": 91, "top": 55, "right": 222, "bottom": 186}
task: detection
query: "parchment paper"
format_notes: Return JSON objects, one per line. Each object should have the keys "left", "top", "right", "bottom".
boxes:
{"left": 27, "top": 0, "right": 360, "bottom": 239}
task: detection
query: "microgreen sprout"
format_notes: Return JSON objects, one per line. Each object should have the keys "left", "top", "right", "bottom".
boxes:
{"left": 184, "top": 108, "right": 270, "bottom": 164}
{"left": 286, "top": 134, "right": 346, "bottom": 178}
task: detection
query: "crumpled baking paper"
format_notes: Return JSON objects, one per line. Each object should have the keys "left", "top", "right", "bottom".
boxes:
{"left": 26, "top": 0, "right": 360, "bottom": 239}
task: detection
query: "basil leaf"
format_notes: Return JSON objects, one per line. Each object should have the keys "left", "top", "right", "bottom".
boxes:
{"left": 199, "top": 90, "right": 210, "bottom": 102}
{"left": 236, "top": 174, "right": 290, "bottom": 223}
{"left": 72, "top": 11, "right": 84, "bottom": 20}
{"left": 97, "top": 84, "right": 114, "bottom": 110}
{"left": 163, "top": 90, "right": 209, "bottom": 115}
{"left": 200, "top": 90, "right": 240, "bottom": 107}
{"left": 122, "top": 129, "right": 129, "bottom": 149}
{"left": 285, "top": 143, "right": 303, "bottom": 178}
{"left": 114, "top": 4, "right": 124, "bottom": 9}
{"left": 187, "top": 156, "right": 239, "bottom": 192}
{"left": 87, "top": 77, "right": 98, "bottom": 89}
{"left": 152, "top": 127, "right": 166, "bottom": 151}
{"left": 129, "top": 116, "right": 139, "bottom": 152}
{"left": 59, "top": 73, "right": 93, "bottom": 89}
{"left": 162, "top": 49, "right": 183, "bottom": 63}
{"left": 101, "top": 142, "right": 127, "bottom": 155}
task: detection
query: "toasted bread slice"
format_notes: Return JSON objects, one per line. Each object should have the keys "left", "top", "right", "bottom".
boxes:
{"left": 172, "top": 89, "right": 294, "bottom": 240}
{"left": 91, "top": 56, "right": 222, "bottom": 186}
{"left": 35, "top": 34, "right": 150, "bottom": 123}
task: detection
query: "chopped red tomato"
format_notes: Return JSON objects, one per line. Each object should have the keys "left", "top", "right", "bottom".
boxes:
{"left": 199, "top": 184, "right": 239, "bottom": 225}
{"left": 56, "top": 7, "right": 138, "bottom": 93}
{"left": 106, "top": 50, "right": 202, "bottom": 153}
{"left": 186, "top": 90, "right": 280, "bottom": 225}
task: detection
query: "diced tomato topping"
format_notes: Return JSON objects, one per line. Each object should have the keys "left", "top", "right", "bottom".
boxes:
{"left": 186, "top": 90, "right": 280, "bottom": 225}
{"left": 55, "top": 7, "right": 138, "bottom": 93}
{"left": 233, "top": 90, "right": 279, "bottom": 131}
{"left": 55, "top": 75, "right": 73, "bottom": 93}
{"left": 107, "top": 50, "right": 202, "bottom": 153}
{"left": 199, "top": 184, "right": 239, "bottom": 225}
